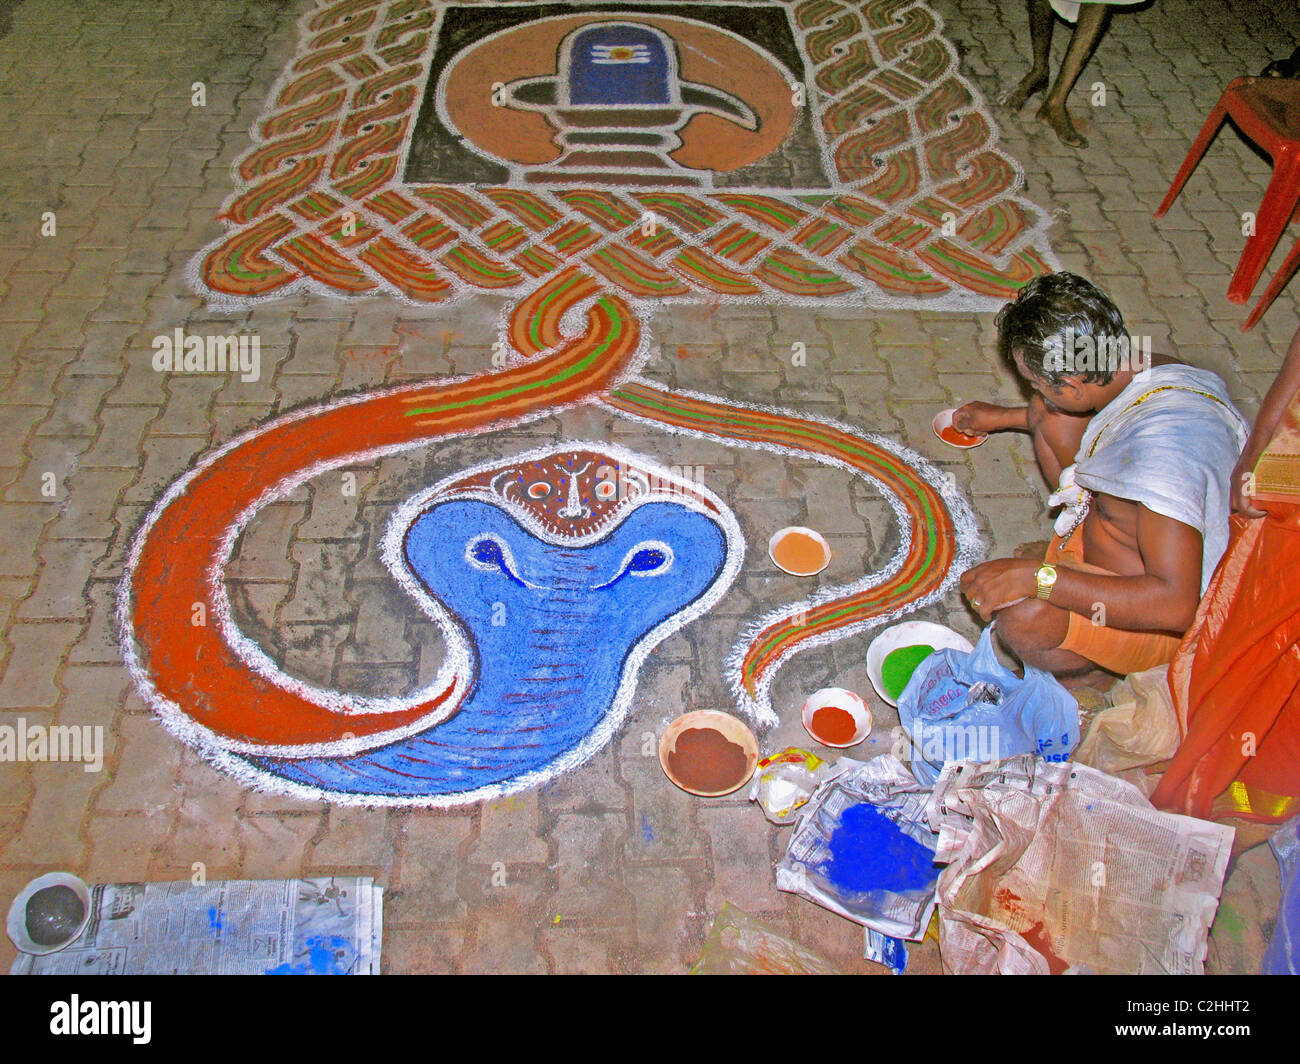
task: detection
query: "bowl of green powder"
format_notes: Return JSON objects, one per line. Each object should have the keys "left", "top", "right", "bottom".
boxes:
{"left": 867, "top": 622, "right": 974, "bottom": 706}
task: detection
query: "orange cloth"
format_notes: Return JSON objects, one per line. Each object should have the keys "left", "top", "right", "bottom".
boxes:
{"left": 1150, "top": 503, "right": 1300, "bottom": 823}
{"left": 1047, "top": 532, "right": 1184, "bottom": 675}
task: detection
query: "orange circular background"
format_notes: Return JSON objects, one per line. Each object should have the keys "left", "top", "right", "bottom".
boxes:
{"left": 441, "top": 14, "right": 798, "bottom": 173}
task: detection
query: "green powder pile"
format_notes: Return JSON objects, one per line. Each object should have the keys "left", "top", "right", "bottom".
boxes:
{"left": 881, "top": 644, "right": 935, "bottom": 701}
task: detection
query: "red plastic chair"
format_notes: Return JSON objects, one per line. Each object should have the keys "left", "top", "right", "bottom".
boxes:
{"left": 1155, "top": 77, "right": 1300, "bottom": 310}
{"left": 1243, "top": 237, "right": 1300, "bottom": 330}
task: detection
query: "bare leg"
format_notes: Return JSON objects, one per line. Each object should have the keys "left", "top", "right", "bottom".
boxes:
{"left": 1037, "top": 3, "right": 1112, "bottom": 148}
{"left": 995, "top": 599, "right": 1120, "bottom": 690}
{"left": 1000, "top": 0, "right": 1055, "bottom": 108}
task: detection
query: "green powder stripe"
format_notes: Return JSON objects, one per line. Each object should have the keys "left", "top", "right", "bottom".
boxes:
{"left": 760, "top": 255, "right": 843, "bottom": 286}
{"left": 526, "top": 272, "right": 585, "bottom": 351}
{"left": 612, "top": 387, "right": 940, "bottom": 523}
{"left": 404, "top": 299, "right": 625, "bottom": 417}
{"left": 921, "top": 246, "right": 1014, "bottom": 288}
{"left": 608, "top": 385, "right": 946, "bottom": 672}
{"left": 444, "top": 248, "right": 518, "bottom": 282}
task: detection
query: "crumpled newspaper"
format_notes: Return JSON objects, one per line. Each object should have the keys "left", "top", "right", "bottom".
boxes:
{"left": 926, "top": 755, "right": 1234, "bottom": 975}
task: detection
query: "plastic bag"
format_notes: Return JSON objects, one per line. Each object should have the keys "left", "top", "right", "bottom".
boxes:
{"left": 747, "top": 747, "right": 838, "bottom": 825}
{"left": 896, "top": 624, "right": 1079, "bottom": 786}
{"left": 690, "top": 903, "right": 842, "bottom": 975}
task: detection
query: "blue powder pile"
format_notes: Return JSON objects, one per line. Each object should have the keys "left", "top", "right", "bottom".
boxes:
{"left": 819, "top": 802, "right": 938, "bottom": 895}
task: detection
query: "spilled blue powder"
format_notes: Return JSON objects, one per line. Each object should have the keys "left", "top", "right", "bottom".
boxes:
{"left": 265, "top": 935, "right": 353, "bottom": 975}
{"left": 819, "top": 803, "right": 937, "bottom": 895}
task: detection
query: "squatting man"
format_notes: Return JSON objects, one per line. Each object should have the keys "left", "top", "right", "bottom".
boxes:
{"left": 952, "top": 272, "right": 1247, "bottom": 689}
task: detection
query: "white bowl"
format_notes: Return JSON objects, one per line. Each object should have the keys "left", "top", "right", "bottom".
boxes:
{"left": 768, "top": 526, "right": 831, "bottom": 576}
{"left": 7, "top": 872, "right": 92, "bottom": 956}
{"left": 866, "top": 621, "right": 974, "bottom": 707}
{"left": 932, "top": 407, "right": 986, "bottom": 449}
{"left": 800, "top": 687, "right": 872, "bottom": 748}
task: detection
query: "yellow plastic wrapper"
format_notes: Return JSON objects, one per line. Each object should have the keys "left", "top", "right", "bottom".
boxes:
{"left": 747, "top": 747, "right": 833, "bottom": 825}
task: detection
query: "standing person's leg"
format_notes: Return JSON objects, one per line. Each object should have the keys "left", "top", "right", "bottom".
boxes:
{"left": 1000, "top": 0, "right": 1056, "bottom": 109}
{"left": 1037, "top": 3, "right": 1112, "bottom": 147}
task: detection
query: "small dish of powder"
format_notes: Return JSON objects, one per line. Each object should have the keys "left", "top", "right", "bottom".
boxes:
{"left": 800, "top": 687, "right": 872, "bottom": 748}
{"left": 768, "top": 527, "right": 831, "bottom": 577}
{"left": 659, "top": 711, "right": 759, "bottom": 796}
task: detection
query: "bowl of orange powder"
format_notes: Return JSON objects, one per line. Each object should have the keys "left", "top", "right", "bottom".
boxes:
{"left": 768, "top": 526, "right": 831, "bottom": 576}
{"left": 801, "top": 688, "right": 872, "bottom": 748}
{"left": 932, "top": 408, "right": 986, "bottom": 449}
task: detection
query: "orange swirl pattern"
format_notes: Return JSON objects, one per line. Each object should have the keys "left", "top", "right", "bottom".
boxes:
{"left": 125, "top": 289, "right": 641, "bottom": 753}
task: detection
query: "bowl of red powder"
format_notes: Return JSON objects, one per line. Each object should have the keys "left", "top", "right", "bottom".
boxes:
{"left": 768, "top": 526, "right": 831, "bottom": 576}
{"left": 932, "top": 408, "right": 986, "bottom": 449}
{"left": 659, "top": 711, "right": 759, "bottom": 797}
{"left": 801, "top": 688, "right": 872, "bottom": 748}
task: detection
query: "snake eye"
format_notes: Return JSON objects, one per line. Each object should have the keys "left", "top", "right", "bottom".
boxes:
{"left": 527, "top": 482, "right": 551, "bottom": 499}
{"left": 594, "top": 541, "right": 674, "bottom": 589}
{"left": 628, "top": 547, "right": 667, "bottom": 573}
{"left": 466, "top": 536, "right": 530, "bottom": 589}
{"left": 470, "top": 538, "right": 505, "bottom": 567}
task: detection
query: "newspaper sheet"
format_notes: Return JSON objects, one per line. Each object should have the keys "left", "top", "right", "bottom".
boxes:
{"left": 10, "top": 877, "right": 382, "bottom": 975}
{"left": 926, "top": 756, "right": 1234, "bottom": 975}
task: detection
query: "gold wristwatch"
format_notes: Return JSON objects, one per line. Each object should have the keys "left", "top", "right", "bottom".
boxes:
{"left": 1035, "top": 564, "right": 1058, "bottom": 600}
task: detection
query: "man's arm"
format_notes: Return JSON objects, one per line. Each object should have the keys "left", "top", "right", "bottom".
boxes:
{"left": 954, "top": 395, "right": 1092, "bottom": 491}
{"left": 960, "top": 506, "right": 1203, "bottom": 633}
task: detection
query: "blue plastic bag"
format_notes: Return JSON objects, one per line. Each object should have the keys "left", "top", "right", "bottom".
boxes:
{"left": 1262, "top": 814, "right": 1300, "bottom": 975}
{"left": 895, "top": 624, "right": 1080, "bottom": 786}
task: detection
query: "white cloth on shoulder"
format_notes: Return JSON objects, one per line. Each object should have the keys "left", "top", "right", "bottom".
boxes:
{"left": 1057, "top": 364, "right": 1248, "bottom": 594}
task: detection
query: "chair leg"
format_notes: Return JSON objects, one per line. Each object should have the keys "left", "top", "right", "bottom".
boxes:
{"left": 1155, "top": 97, "right": 1230, "bottom": 218}
{"left": 1227, "top": 157, "right": 1300, "bottom": 304}
{"left": 1242, "top": 237, "right": 1300, "bottom": 331}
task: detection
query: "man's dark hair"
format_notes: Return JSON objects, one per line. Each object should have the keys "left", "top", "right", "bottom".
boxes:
{"left": 996, "top": 272, "right": 1128, "bottom": 386}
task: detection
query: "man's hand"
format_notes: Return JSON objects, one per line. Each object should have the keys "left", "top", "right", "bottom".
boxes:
{"left": 952, "top": 402, "right": 1021, "bottom": 437}
{"left": 960, "top": 558, "right": 1038, "bottom": 622}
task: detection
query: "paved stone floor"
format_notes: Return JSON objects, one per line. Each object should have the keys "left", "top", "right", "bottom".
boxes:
{"left": 0, "top": 0, "right": 1297, "bottom": 975}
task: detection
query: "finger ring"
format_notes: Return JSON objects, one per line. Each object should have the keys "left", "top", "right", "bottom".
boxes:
{"left": 971, "top": 599, "right": 981, "bottom": 608}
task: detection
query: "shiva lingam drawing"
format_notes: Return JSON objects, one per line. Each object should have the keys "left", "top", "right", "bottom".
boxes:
{"left": 497, "top": 21, "right": 759, "bottom": 187}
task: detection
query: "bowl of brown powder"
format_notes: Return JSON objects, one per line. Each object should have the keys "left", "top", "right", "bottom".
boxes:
{"left": 659, "top": 711, "right": 759, "bottom": 797}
